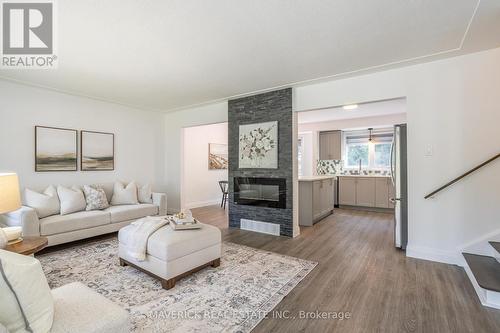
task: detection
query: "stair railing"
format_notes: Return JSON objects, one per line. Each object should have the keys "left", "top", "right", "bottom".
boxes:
{"left": 424, "top": 153, "right": 500, "bottom": 199}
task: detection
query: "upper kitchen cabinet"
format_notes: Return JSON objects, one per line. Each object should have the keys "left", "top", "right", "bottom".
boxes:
{"left": 319, "top": 130, "right": 342, "bottom": 160}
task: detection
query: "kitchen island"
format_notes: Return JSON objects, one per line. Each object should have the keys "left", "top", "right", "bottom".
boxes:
{"left": 298, "top": 175, "right": 335, "bottom": 226}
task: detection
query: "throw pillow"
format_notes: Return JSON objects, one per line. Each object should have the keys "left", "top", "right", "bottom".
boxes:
{"left": 82, "top": 185, "right": 110, "bottom": 210}
{"left": 111, "top": 181, "right": 138, "bottom": 205}
{"left": 23, "top": 186, "right": 60, "bottom": 218}
{"left": 57, "top": 186, "right": 87, "bottom": 215}
{"left": 0, "top": 250, "right": 54, "bottom": 333}
{"left": 137, "top": 183, "right": 153, "bottom": 204}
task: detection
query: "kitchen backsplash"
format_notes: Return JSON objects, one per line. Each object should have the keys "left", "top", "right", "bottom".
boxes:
{"left": 317, "top": 160, "right": 391, "bottom": 177}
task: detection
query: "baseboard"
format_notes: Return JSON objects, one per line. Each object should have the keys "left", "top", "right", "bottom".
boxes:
{"left": 406, "top": 245, "right": 462, "bottom": 266}
{"left": 184, "top": 199, "right": 221, "bottom": 209}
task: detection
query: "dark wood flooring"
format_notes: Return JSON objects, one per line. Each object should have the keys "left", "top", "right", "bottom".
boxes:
{"left": 192, "top": 205, "right": 500, "bottom": 333}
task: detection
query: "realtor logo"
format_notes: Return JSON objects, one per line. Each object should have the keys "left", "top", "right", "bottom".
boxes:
{"left": 1, "top": 0, "right": 57, "bottom": 68}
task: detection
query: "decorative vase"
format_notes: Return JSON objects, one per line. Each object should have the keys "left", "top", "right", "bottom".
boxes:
{"left": 0, "top": 228, "right": 7, "bottom": 249}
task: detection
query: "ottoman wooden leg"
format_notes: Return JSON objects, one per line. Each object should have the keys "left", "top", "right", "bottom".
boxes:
{"left": 211, "top": 258, "right": 221, "bottom": 267}
{"left": 162, "top": 278, "right": 176, "bottom": 290}
{"left": 119, "top": 258, "right": 127, "bottom": 267}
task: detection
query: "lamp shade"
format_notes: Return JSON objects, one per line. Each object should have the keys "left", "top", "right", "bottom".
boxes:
{"left": 0, "top": 173, "right": 21, "bottom": 214}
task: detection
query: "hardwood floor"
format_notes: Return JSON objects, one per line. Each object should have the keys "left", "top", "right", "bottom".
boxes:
{"left": 192, "top": 205, "right": 500, "bottom": 333}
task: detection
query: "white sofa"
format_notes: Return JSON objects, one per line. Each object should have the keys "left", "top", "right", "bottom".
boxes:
{"left": 0, "top": 183, "right": 167, "bottom": 246}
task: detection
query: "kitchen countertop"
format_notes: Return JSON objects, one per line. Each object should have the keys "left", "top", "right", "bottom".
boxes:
{"left": 298, "top": 175, "right": 336, "bottom": 181}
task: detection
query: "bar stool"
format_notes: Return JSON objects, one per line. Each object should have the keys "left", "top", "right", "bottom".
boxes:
{"left": 218, "top": 180, "right": 228, "bottom": 209}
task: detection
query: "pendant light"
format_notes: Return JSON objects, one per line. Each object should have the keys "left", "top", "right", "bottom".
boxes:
{"left": 368, "top": 128, "right": 373, "bottom": 142}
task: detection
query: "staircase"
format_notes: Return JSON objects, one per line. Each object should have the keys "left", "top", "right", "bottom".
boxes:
{"left": 462, "top": 241, "right": 500, "bottom": 309}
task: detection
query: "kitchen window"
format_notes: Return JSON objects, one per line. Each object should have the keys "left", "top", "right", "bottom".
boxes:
{"left": 343, "top": 129, "right": 393, "bottom": 170}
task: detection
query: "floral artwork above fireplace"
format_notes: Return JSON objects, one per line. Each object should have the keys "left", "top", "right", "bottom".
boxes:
{"left": 238, "top": 121, "right": 278, "bottom": 169}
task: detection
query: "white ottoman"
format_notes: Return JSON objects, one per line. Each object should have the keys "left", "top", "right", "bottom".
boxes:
{"left": 118, "top": 222, "right": 221, "bottom": 289}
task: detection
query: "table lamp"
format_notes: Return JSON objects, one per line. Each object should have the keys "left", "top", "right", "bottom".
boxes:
{"left": 0, "top": 172, "right": 21, "bottom": 248}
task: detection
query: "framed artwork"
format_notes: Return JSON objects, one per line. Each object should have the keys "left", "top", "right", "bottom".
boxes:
{"left": 35, "top": 126, "right": 78, "bottom": 172}
{"left": 208, "top": 143, "right": 228, "bottom": 169}
{"left": 238, "top": 121, "right": 278, "bottom": 169}
{"left": 80, "top": 130, "right": 114, "bottom": 171}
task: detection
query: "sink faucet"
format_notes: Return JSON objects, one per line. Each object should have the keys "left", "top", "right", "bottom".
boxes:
{"left": 358, "top": 159, "right": 362, "bottom": 174}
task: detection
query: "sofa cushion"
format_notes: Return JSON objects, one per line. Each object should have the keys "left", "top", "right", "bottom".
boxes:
{"left": 40, "top": 210, "right": 111, "bottom": 236}
{"left": 57, "top": 185, "right": 86, "bottom": 215}
{"left": 111, "top": 181, "right": 138, "bottom": 205}
{"left": 137, "top": 183, "right": 153, "bottom": 204}
{"left": 50, "top": 282, "right": 129, "bottom": 333}
{"left": 82, "top": 185, "right": 110, "bottom": 211}
{"left": 118, "top": 223, "right": 221, "bottom": 262}
{"left": 23, "top": 185, "right": 60, "bottom": 218}
{"left": 104, "top": 204, "right": 158, "bottom": 223}
{"left": 0, "top": 249, "right": 54, "bottom": 333}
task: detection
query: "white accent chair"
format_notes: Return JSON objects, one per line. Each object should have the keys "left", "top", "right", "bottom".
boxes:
{"left": 0, "top": 249, "right": 129, "bottom": 333}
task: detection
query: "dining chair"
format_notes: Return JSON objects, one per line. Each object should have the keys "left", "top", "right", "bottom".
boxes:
{"left": 218, "top": 180, "right": 229, "bottom": 209}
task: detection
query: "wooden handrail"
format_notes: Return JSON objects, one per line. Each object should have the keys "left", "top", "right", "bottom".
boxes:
{"left": 424, "top": 153, "right": 500, "bottom": 199}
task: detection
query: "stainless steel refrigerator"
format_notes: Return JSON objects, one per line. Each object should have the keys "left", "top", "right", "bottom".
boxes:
{"left": 391, "top": 124, "right": 408, "bottom": 249}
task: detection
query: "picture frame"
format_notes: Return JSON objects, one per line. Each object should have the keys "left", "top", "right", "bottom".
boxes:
{"left": 80, "top": 130, "right": 115, "bottom": 171}
{"left": 208, "top": 143, "right": 228, "bottom": 170}
{"left": 35, "top": 126, "right": 78, "bottom": 172}
{"left": 238, "top": 121, "right": 278, "bottom": 169}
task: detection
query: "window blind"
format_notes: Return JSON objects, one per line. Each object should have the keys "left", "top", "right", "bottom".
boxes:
{"left": 345, "top": 129, "right": 393, "bottom": 144}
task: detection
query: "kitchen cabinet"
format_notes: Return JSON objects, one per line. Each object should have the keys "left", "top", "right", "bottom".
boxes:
{"left": 339, "top": 176, "right": 394, "bottom": 209}
{"left": 375, "top": 178, "right": 390, "bottom": 208}
{"left": 319, "top": 131, "right": 342, "bottom": 160}
{"left": 299, "top": 176, "right": 335, "bottom": 226}
{"left": 339, "top": 177, "right": 356, "bottom": 205}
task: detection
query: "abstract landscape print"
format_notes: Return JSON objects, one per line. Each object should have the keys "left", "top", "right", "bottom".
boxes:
{"left": 35, "top": 126, "right": 77, "bottom": 172}
{"left": 81, "top": 131, "right": 114, "bottom": 171}
{"left": 208, "top": 143, "right": 228, "bottom": 169}
{"left": 239, "top": 121, "right": 278, "bottom": 168}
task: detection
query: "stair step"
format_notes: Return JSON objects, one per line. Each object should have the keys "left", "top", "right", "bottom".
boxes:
{"left": 463, "top": 253, "right": 500, "bottom": 292}
{"left": 489, "top": 241, "right": 500, "bottom": 254}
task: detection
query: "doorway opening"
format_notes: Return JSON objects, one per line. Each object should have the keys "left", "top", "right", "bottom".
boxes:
{"left": 296, "top": 98, "right": 408, "bottom": 249}
{"left": 180, "top": 122, "right": 228, "bottom": 227}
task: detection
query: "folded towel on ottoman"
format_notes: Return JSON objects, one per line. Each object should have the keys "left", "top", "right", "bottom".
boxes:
{"left": 125, "top": 216, "right": 168, "bottom": 261}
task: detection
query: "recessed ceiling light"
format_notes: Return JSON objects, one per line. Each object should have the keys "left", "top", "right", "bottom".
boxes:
{"left": 342, "top": 104, "right": 358, "bottom": 110}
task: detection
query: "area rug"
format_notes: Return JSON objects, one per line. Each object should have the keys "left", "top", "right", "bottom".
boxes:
{"left": 37, "top": 238, "right": 317, "bottom": 333}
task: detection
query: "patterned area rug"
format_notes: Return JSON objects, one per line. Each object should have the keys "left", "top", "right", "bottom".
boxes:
{"left": 37, "top": 238, "right": 317, "bottom": 333}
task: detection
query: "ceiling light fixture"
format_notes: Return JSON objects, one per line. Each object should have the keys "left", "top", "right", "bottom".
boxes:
{"left": 342, "top": 104, "right": 358, "bottom": 110}
{"left": 368, "top": 128, "right": 373, "bottom": 141}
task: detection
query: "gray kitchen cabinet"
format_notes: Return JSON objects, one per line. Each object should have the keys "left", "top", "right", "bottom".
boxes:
{"left": 340, "top": 176, "right": 395, "bottom": 209}
{"left": 299, "top": 176, "right": 335, "bottom": 226}
{"left": 339, "top": 177, "right": 357, "bottom": 205}
{"left": 375, "top": 178, "right": 390, "bottom": 208}
{"left": 312, "top": 180, "right": 323, "bottom": 221}
{"left": 356, "top": 177, "right": 376, "bottom": 207}
{"left": 319, "top": 130, "right": 342, "bottom": 160}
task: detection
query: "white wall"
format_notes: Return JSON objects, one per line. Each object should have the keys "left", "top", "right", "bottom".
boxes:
{"left": 182, "top": 122, "right": 228, "bottom": 209}
{"left": 163, "top": 47, "right": 500, "bottom": 264}
{"left": 0, "top": 80, "right": 166, "bottom": 192}
{"left": 164, "top": 102, "right": 228, "bottom": 212}
{"left": 295, "top": 47, "right": 500, "bottom": 264}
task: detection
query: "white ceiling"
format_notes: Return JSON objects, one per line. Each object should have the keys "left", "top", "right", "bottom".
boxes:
{"left": 298, "top": 98, "right": 406, "bottom": 124}
{"left": 0, "top": 0, "right": 499, "bottom": 112}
